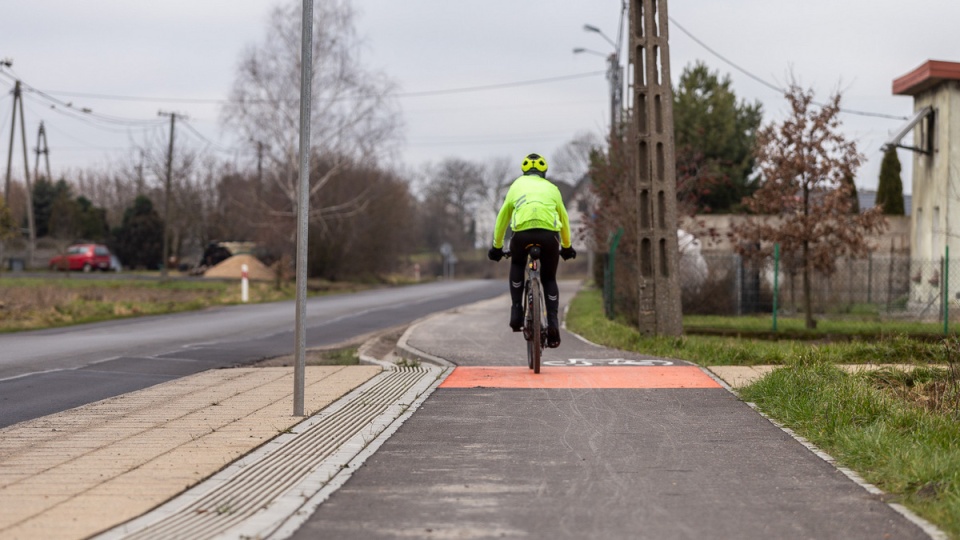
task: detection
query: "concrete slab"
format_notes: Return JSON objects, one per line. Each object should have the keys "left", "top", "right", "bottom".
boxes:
{"left": 708, "top": 363, "right": 934, "bottom": 389}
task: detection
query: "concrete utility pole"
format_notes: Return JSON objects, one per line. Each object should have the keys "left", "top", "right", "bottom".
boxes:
{"left": 4, "top": 84, "right": 16, "bottom": 203}
{"left": 628, "top": 0, "right": 682, "bottom": 335}
{"left": 3, "top": 80, "right": 37, "bottom": 267}
{"left": 33, "top": 122, "right": 51, "bottom": 183}
{"left": 158, "top": 111, "right": 186, "bottom": 279}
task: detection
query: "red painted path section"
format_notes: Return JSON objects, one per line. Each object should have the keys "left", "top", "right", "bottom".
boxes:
{"left": 438, "top": 366, "right": 721, "bottom": 389}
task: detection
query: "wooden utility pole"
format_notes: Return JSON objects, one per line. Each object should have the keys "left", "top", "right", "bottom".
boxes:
{"left": 158, "top": 111, "right": 186, "bottom": 279}
{"left": 628, "top": 0, "right": 682, "bottom": 335}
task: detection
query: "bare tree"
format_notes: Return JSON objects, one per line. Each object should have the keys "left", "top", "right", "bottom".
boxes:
{"left": 473, "top": 156, "right": 514, "bottom": 248}
{"left": 419, "top": 158, "right": 486, "bottom": 251}
{"left": 731, "top": 84, "right": 886, "bottom": 329}
{"left": 221, "top": 0, "right": 402, "bottom": 252}
{"left": 550, "top": 131, "right": 603, "bottom": 185}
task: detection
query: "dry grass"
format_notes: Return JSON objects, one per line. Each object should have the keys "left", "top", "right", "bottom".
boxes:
{"left": 0, "top": 278, "right": 289, "bottom": 332}
{"left": 0, "top": 276, "right": 384, "bottom": 332}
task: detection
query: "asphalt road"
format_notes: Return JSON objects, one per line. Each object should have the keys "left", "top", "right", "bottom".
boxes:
{"left": 292, "top": 283, "right": 932, "bottom": 540}
{"left": 0, "top": 279, "right": 503, "bottom": 428}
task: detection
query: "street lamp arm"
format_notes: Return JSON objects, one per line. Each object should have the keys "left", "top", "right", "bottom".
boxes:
{"left": 573, "top": 47, "right": 608, "bottom": 58}
{"left": 583, "top": 23, "right": 617, "bottom": 50}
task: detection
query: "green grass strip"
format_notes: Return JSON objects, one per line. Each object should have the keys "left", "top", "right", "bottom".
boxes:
{"left": 567, "top": 288, "right": 949, "bottom": 366}
{"left": 566, "top": 286, "right": 960, "bottom": 537}
{"left": 741, "top": 363, "right": 960, "bottom": 537}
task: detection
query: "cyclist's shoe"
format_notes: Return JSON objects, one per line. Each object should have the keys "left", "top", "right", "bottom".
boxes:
{"left": 547, "top": 313, "right": 561, "bottom": 348}
{"left": 510, "top": 304, "right": 524, "bottom": 332}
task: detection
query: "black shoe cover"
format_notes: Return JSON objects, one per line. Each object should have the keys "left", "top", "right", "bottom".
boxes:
{"left": 547, "top": 313, "right": 561, "bottom": 348}
{"left": 510, "top": 304, "right": 524, "bottom": 332}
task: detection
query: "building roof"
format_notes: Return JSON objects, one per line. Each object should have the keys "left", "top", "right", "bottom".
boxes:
{"left": 893, "top": 60, "right": 960, "bottom": 96}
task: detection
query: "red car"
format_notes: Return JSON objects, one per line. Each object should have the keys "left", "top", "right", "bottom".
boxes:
{"left": 49, "top": 244, "right": 113, "bottom": 272}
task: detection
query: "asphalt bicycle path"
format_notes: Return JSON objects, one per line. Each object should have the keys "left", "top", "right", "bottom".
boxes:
{"left": 290, "top": 281, "right": 936, "bottom": 540}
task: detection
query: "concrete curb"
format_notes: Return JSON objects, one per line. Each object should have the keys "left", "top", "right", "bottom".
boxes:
{"left": 394, "top": 313, "right": 456, "bottom": 368}
{"left": 357, "top": 332, "right": 400, "bottom": 370}
{"left": 266, "top": 365, "right": 452, "bottom": 539}
{"left": 740, "top": 397, "right": 947, "bottom": 540}
{"left": 705, "top": 366, "right": 947, "bottom": 540}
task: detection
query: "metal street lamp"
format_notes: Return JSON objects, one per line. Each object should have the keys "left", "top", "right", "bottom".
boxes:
{"left": 575, "top": 24, "right": 623, "bottom": 137}
{"left": 572, "top": 47, "right": 607, "bottom": 58}
{"left": 583, "top": 24, "right": 618, "bottom": 50}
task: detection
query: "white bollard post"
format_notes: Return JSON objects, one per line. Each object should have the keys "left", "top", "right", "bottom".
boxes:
{"left": 241, "top": 264, "right": 249, "bottom": 303}
{"left": 414, "top": 263, "right": 420, "bottom": 282}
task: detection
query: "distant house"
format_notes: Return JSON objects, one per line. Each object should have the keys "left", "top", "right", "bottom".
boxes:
{"left": 882, "top": 59, "right": 960, "bottom": 308}
{"left": 888, "top": 60, "right": 960, "bottom": 262}
{"left": 559, "top": 176, "right": 594, "bottom": 252}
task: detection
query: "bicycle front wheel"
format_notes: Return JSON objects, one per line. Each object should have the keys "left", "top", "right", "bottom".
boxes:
{"left": 528, "top": 279, "right": 542, "bottom": 374}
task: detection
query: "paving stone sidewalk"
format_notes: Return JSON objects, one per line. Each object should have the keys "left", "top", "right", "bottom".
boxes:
{"left": 0, "top": 366, "right": 380, "bottom": 540}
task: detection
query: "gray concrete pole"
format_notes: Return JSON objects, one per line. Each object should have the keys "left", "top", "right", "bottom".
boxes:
{"left": 159, "top": 112, "right": 175, "bottom": 280}
{"left": 629, "top": 0, "right": 682, "bottom": 335}
{"left": 294, "top": 0, "right": 314, "bottom": 417}
{"left": 4, "top": 81, "right": 18, "bottom": 202}
{"left": 17, "top": 85, "right": 35, "bottom": 268}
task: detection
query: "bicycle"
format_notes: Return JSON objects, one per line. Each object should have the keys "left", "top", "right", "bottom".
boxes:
{"left": 506, "top": 245, "right": 548, "bottom": 374}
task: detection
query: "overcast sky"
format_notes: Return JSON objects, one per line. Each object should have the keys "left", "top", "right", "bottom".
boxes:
{"left": 3, "top": 0, "right": 958, "bottom": 194}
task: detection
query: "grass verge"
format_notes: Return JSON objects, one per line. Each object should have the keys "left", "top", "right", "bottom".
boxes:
{"left": 741, "top": 363, "right": 960, "bottom": 537}
{"left": 566, "top": 286, "right": 960, "bottom": 537}
{"left": 684, "top": 314, "right": 957, "bottom": 339}
{"left": 0, "top": 277, "right": 371, "bottom": 332}
{"left": 567, "top": 288, "right": 948, "bottom": 366}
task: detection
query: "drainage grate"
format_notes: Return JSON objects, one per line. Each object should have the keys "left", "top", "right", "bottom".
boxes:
{"left": 97, "top": 367, "right": 443, "bottom": 540}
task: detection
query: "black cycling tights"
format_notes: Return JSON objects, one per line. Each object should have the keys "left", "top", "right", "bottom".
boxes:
{"left": 508, "top": 229, "right": 560, "bottom": 316}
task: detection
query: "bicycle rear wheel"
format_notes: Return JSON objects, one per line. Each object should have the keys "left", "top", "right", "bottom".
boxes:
{"left": 528, "top": 279, "right": 542, "bottom": 374}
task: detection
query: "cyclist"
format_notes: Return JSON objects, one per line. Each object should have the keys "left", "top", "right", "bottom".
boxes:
{"left": 488, "top": 153, "right": 576, "bottom": 348}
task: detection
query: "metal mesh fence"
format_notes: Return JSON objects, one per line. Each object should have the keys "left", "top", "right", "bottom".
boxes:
{"left": 603, "top": 246, "right": 960, "bottom": 327}
{"left": 693, "top": 253, "right": 959, "bottom": 322}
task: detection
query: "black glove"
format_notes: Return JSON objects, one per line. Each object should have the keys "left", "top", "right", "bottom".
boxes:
{"left": 560, "top": 246, "right": 577, "bottom": 261}
{"left": 488, "top": 246, "right": 504, "bottom": 262}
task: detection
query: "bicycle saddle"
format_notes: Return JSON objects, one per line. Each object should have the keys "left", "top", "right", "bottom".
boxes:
{"left": 527, "top": 245, "right": 541, "bottom": 260}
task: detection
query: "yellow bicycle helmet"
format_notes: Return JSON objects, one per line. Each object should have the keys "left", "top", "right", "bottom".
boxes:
{"left": 520, "top": 153, "right": 548, "bottom": 174}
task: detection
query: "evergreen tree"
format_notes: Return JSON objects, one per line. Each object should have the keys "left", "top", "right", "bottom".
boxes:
{"left": 110, "top": 195, "right": 164, "bottom": 269}
{"left": 75, "top": 197, "right": 110, "bottom": 241}
{"left": 842, "top": 174, "right": 860, "bottom": 214}
{"left": 32, "top": 178, "right": 72, "bottom": 237}
{"left": 875, "top": 147, "right": 905, "bottom": 215}
{"left": 0, "top": 195, "right": 17, "bottom": 242}
{"left": 674, "top": 62, "right": 763, "bottom": 213}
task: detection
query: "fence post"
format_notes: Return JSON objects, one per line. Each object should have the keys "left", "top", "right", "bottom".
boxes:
{"left": 773, "top": 243, "right": 779, "bottom": 332}
{"left": 945, "top": 245, "right": 950, "bottom": 335}
{"left": 604, "top": 227, "right": 624, "bottom": 319}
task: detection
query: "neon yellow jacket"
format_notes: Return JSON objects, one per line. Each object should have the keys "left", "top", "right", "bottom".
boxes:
{"left": 492, "top": 174, "right": 571, "bottom": 249}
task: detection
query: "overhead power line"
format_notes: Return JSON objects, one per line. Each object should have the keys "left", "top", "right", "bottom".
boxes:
{"left": 31, "top": 90, "right": 227, "bottom": 104}
{"left": 180, "top": 119, "right": 237, "bottom": 155}
{"left": 34, "top": 70, "right": 608, "bottom": 105}
{"left": 0, "top": 70, "right": 167, "bottom": 127}
{"left": 668, "top": 16, "right": 909, "bottom": 121}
